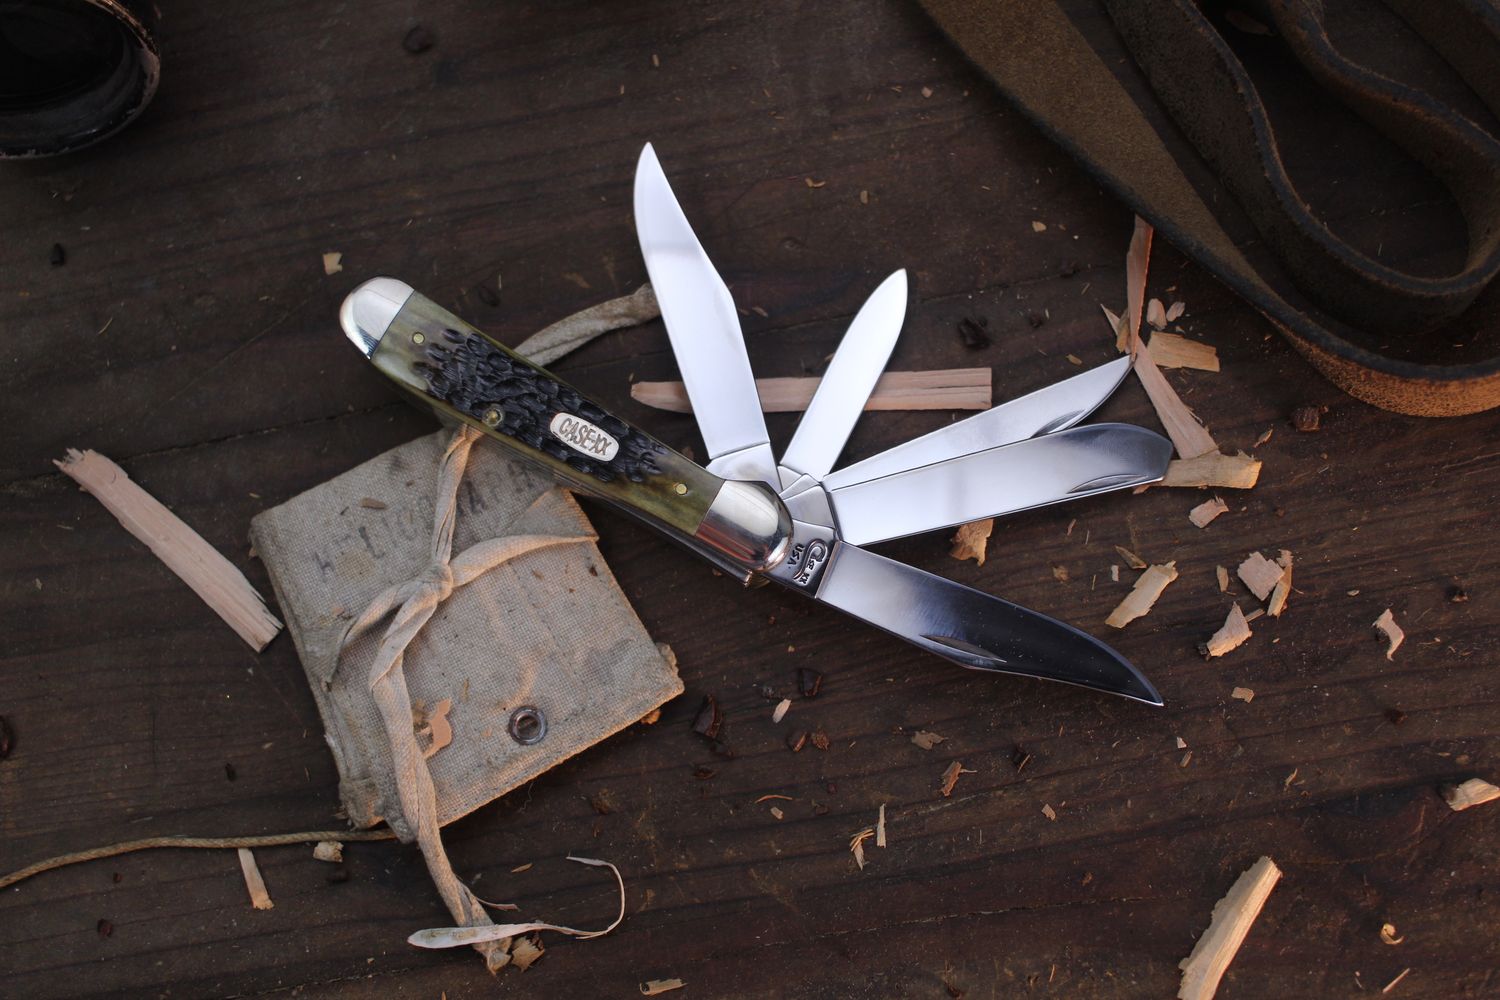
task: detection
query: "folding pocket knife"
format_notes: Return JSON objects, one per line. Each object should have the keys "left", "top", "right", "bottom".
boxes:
{"left": 341, "top": 145, "right": 1173, "bottom": 705}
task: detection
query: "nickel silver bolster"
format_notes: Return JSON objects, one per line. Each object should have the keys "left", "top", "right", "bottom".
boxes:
{"left": 696, "top": 479, "right": 794, "bottom": 573}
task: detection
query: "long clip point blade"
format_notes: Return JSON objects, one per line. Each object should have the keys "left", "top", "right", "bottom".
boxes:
{"left": 778, "top": 269, "right": 908, "bottom": 488}
{"left": 634, "top": 143, "right": 777, "bottom": 487}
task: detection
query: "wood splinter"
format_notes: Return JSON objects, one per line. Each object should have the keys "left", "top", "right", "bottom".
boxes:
{"left": 237, "top": 848, "right": 274, "bottom": 910}
{"left": 1443, "top": 777, "right": 1500, "bottom": 811}
{"left": 1178, "top": 856, "right": 1282, "bottom": 1000}
{"left": 1106, "top": 562, "right": 1178, "bottom": 628}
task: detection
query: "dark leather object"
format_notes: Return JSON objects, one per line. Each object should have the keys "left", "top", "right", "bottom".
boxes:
{"left": 919, "top": 0, "right": 1500, "bottom": 416}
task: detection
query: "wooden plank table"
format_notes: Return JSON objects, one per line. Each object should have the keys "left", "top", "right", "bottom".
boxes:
{"left": 3, "top": 2, "right": 1497, "bottom": 997}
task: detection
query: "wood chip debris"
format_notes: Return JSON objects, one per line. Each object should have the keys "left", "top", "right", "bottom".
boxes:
{"left": 415, "top": 698, "right": 453, "bottom": 759}
{"left": 1266, "top": 551, "right": 1293, "bottom": 617}
{"left": 640, "top": 979, "right": 686, "bottom": 996}
{"left": 1167, "top": 300, "right": 1186, "bottom": 323}
{"left": 322, "top": 252, "right": 343, "bottom": 275}
{"left": 54, "top": 449, "right": 283, "bottom": 651}
{"left": 1032, "top": 220, "right": 1047, "bottom": 232}
{"left": 771, "top": 698, "right": 791, "bottom": 724}
{"left": 1106, "top": 562, "right": 1178, "bottom": 628}
{"left": 1041, "top": 803, "right": 1057, "bottom": 821}
{"left": 1380, "top": 922, "right": 1404, "bottom": 945}
{"left": 1373, "top": 609, "right": 1405, "bottom": 660}
{"left": 312, "top": 841, "right": 343, "bottom": 863}
{"left": 1147, "top": 297, "right": 1167, "bottom": 329}
{"left": 1442, "top": 777, "right": 1500, "bottom": 811}
{"left": 631, "top": 368, "right": 991, "bottom": 413}
{"left": 1115, "top": 545, "right": 1149, "bottom": 570}
{"left": 950, "top": 518, "right": 994, "bottom": 565}
{"left": 911, "top": 730, "right": 945, "bottom": 750}
{"left": 1202, "top": 605, "right": 1253, "bottom": 658}
{"left": 850, "top": 827, "right": 875, "bottom": 870}
{"left": 1217, "top": 566, "right": 1230, "bottom": 592}
{"left": 1237, "top": 552, "right": 1284, "bottom": 602}
{"left": 237, "top": 848, "right": 274, "bottom": 910}
{"left": 1149, "top": 332, "right": 1220, "bottom": 372}
{"left": 510, "top": 934, "right": 545, "bottom": 971}
{"left": 769, "top": 806, "right": 784, "bottom": 820}
{"left": 1161, "top": 452, "right": 1262, "bottom": 489}
{"left": 1189, "top": 497, "right": 1229, "bottom": 528}
{"left": 939, "top": 760, "right": 976, "bottom": 797}
{"left": 1231, "top": 686, "right": 1255, "bottom": 703}
{"left": 1177, "top": 856, "right": 1282, "bottom": 1000}
{"left": 876, "top": 804, "right": 887, "bottom": 848}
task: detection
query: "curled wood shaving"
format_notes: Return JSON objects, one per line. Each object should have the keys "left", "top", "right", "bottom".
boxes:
{"left": 1380, "top": 922, "right": 1404, "bottom": 945}
{"left": 1203, "top": 605, "right": 1252, "bottom": 659}
{"left": 1177, "top": 857, "right": 1281, "bottom": 1000}
{"left": 1106, "top": 562, "right": 1178, "bottom": 628}
{"left": 1161, "top": 452, "right": 1261, "bottom": 489}
{"left": 950, "top": 518, "right": 994, "bottom": 565}
{"left": 1216, "top": 566, "right": 1230, "bottom": 592}
{"left": 1189, "top": 497, "right": 1229, "bottom": 528}
{"left": 1149, "top": 332, "right": 1220, "bottom": 372}
{"left": 312, "top": 840, "right": 343, "bottom": 863}
{"left": 641, "top": 980, "right": 686, "bottom": 996}
{"left": 771, "top": 698, "right": 791, "bottom": 724}
{"left": 407, "top": 856, "right": 625, "bottom": 949}
{"left": 237, "top": 848, "right": 274, "bottom": 910}
{"left": 1443, "top": 777, "right": 1500, "bottom": 811}
{"left": 939, "top": 760, "right": 975, "bottom": 798}
{"left": 876, "top": 804, "right": 887, "bottom": 848}
{"left": 850, "top": 827, "right": 875, "bottom": 870}
{"left": 54, "top": 449, "right": 283, "bottom": 651}
{"left": 911, "top": 730, "right": 945, "bottom": 750}
{"left": 1115, "top": 545, "right": 1149, "bottom": 570}
{"left": 1373, "top": 609, "right": 1405, "bottom": 660}
{"left": 1237, "top": 553, "right": 1284, "bottom": 602}
{"left": 1231, "top": 687, "right": 1255, "bottom": 703}
{"left": 1266, "top": 551, "right": 1294, "bottom": 617}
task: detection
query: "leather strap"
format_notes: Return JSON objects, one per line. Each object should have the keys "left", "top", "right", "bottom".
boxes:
{"left": 918, "top": 0, "right": 1500, "bottom": 415}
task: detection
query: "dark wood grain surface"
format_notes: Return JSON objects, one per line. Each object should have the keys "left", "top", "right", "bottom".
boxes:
{"left": 3, "top": 2, "right": 1498, "bottom": 997}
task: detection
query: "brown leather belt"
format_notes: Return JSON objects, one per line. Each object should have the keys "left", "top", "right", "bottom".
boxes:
{"left": 919, "top": 0, "right": 1500, "bottom": 416}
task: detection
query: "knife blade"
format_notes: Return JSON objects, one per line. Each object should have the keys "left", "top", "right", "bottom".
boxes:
{"left": 828, "top": 422, "right": 1172, "bottom": 546}
{"left": 797, "top": 541, "right": 1162, "bottom": 705}
{"left": 777, "top": 269, "right": 907, "bottom": 491}
{"left": 633, "top": 143, "right": 778, "bottom": 488}
{"left": 821, "top": 355, "right": 1132, "bottom": 491}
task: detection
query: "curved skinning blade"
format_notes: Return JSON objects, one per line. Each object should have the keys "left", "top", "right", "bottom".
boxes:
{"left": 778, "top": 270, "right": 908, "bottom": 491}
{"left": 808, "top": 542, "right": 1162, "bottom": 705}
{"left": 828, "top": 422, "right": 1173, "bottom": 546}
{"left": 823, "top": 355, "right": 1132, "bottom": 490}
{"left": 634, "top": 143, "right": 777, "bottom": 487}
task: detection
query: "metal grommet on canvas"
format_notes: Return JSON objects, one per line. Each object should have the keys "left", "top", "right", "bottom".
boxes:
{"left": 507, "top": 705, "right": 546, "bottom": 745}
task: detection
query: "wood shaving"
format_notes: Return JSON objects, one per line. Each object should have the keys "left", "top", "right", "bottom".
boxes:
{"left": 322, "top": 252, "right": 343, "bottom": 275}
{"left": 417, "top": 698, "right": 453, "bottom": 759}
{"left": 1166, "top": 300, "right": 1186, "bottom": 322}
{"left": 1203, "top": 605, "right": 1253, "bottom": 658}
{"left": 1266, "top": 551, "right": 1294, "bottom": 617}
{"left": 54, "top": 449, "right": 283, "bottom": 651}
{"left": 1106, "top": 562, "right": 1178, "bottom": 628}
{"left": 641, "top": 980, "right": 686, "bottom": 996}
{"left": 511, "top": 863, "right": 534, "bottom": 873}
{"left": 1188, "top": 497, "right": 1229, "bottom": 528}
{"left": 1032, "top": 220, "right": 1047, "bottom": 232}
{"left": 1374, "top": 609, "right": 1405, "bottom": 660}
{"left": 1382, "top": 968, "right": 1411, "bottom": 994}
{"left": 1380, "top": 922, "right": 1404, "bottom": 945}
{"left": 510, "top": 934, "right": 545, "bottom": 971}
{"left": 237, "top": 848, "right": 274, "bottom": 910}
{"left": 1115, "top": 545, "right": 1148, "bottom": 570}
{"left": 771, "top": 698, "right": 791, "bottom": 724}
{"left": 638, "top": 708, "right": 662, "bottom": 726}
{"left": 1180, "top": 751, "right": 1193, "bottom": 767}
{"left": 805, "top": 177, "right": 826, "bottom": 189}
{"left": 769, "top": 806, "right": 784, "bottom": 820}
{"left": 1131, "top": 341, "right": 1219, "bottom": 459}
{"left": 1443, "top": 777, "right": 1500, "bottom": 811}
{"left": 1176, "top": 737, "right": 1188, "bottom": 749}
{"left": 911, "top": 730, "right": 945, "bottom": 750}
{"left": 1231, "top": 686, "right": 1255, "bottom": 703}
{"left": 312, "top": 841, "right": 343, "bottom": 863}
{"left": 1041, "top": 803, "right": 1057, "bottom": 821}
{"left": 1149, "top": 332, "right": 1220, "bottom": 372}
{"left": 1161, "top": 452, "right": 1262, "bottom": 489}
{"left": 1254, "top": 426, "right": 1274, "bottom": 448}
{"left": 950, "top": 518, "right": 994, "bottom": 565}
{"left": 850, "top": 828, "right": 875, "bottom": 869}
{"left": 1147, "top": 297, "right": 1167, "bottom": 329}
{"left": 939, "top": 760, "right": 975, "bottom": 797}
{"left": 1177, "top": 857, "right": 1281, "bottom": 1000}
{"left": 754, "top": 794, "right": 793, "bottom": 804}
{"left": 1052, "top": 564, "right": 1070, "bottom": 583}
{"left": 1111, "top": 564, "right": 1120, "bottom": 583}
{"left": 1237, "top": 552, "right": 1284, "bottom": 602}
{"left": 632, "top": 368, "right": 991, "bottom": 413}
{"left": 1284, "top": 768, "right": 1298, "bottom": 789}
{"left": 1123, "top": 216, "right": 1152, "bottom": 353}
{"left": 876, "top": 804, "right": 887, "bottom": 848}
{"left": 1217, "top": 566, "right": 1230, "bottom": 592}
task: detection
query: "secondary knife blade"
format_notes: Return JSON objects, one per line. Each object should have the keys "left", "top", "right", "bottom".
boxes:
{"left": 803, "top": 542, "right": 1162, "bottom": 705}
{"left": 828, "top": 422, "right": 1172, "bottom": 546}
{"left": 822, "top": 355, "right": 1132, "bottom": 491}
{"left": 634, "top": 143, "right": 777, "bottom": 487}
{"left": 778, "top": 269, "right": 908, "bottom": 491}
